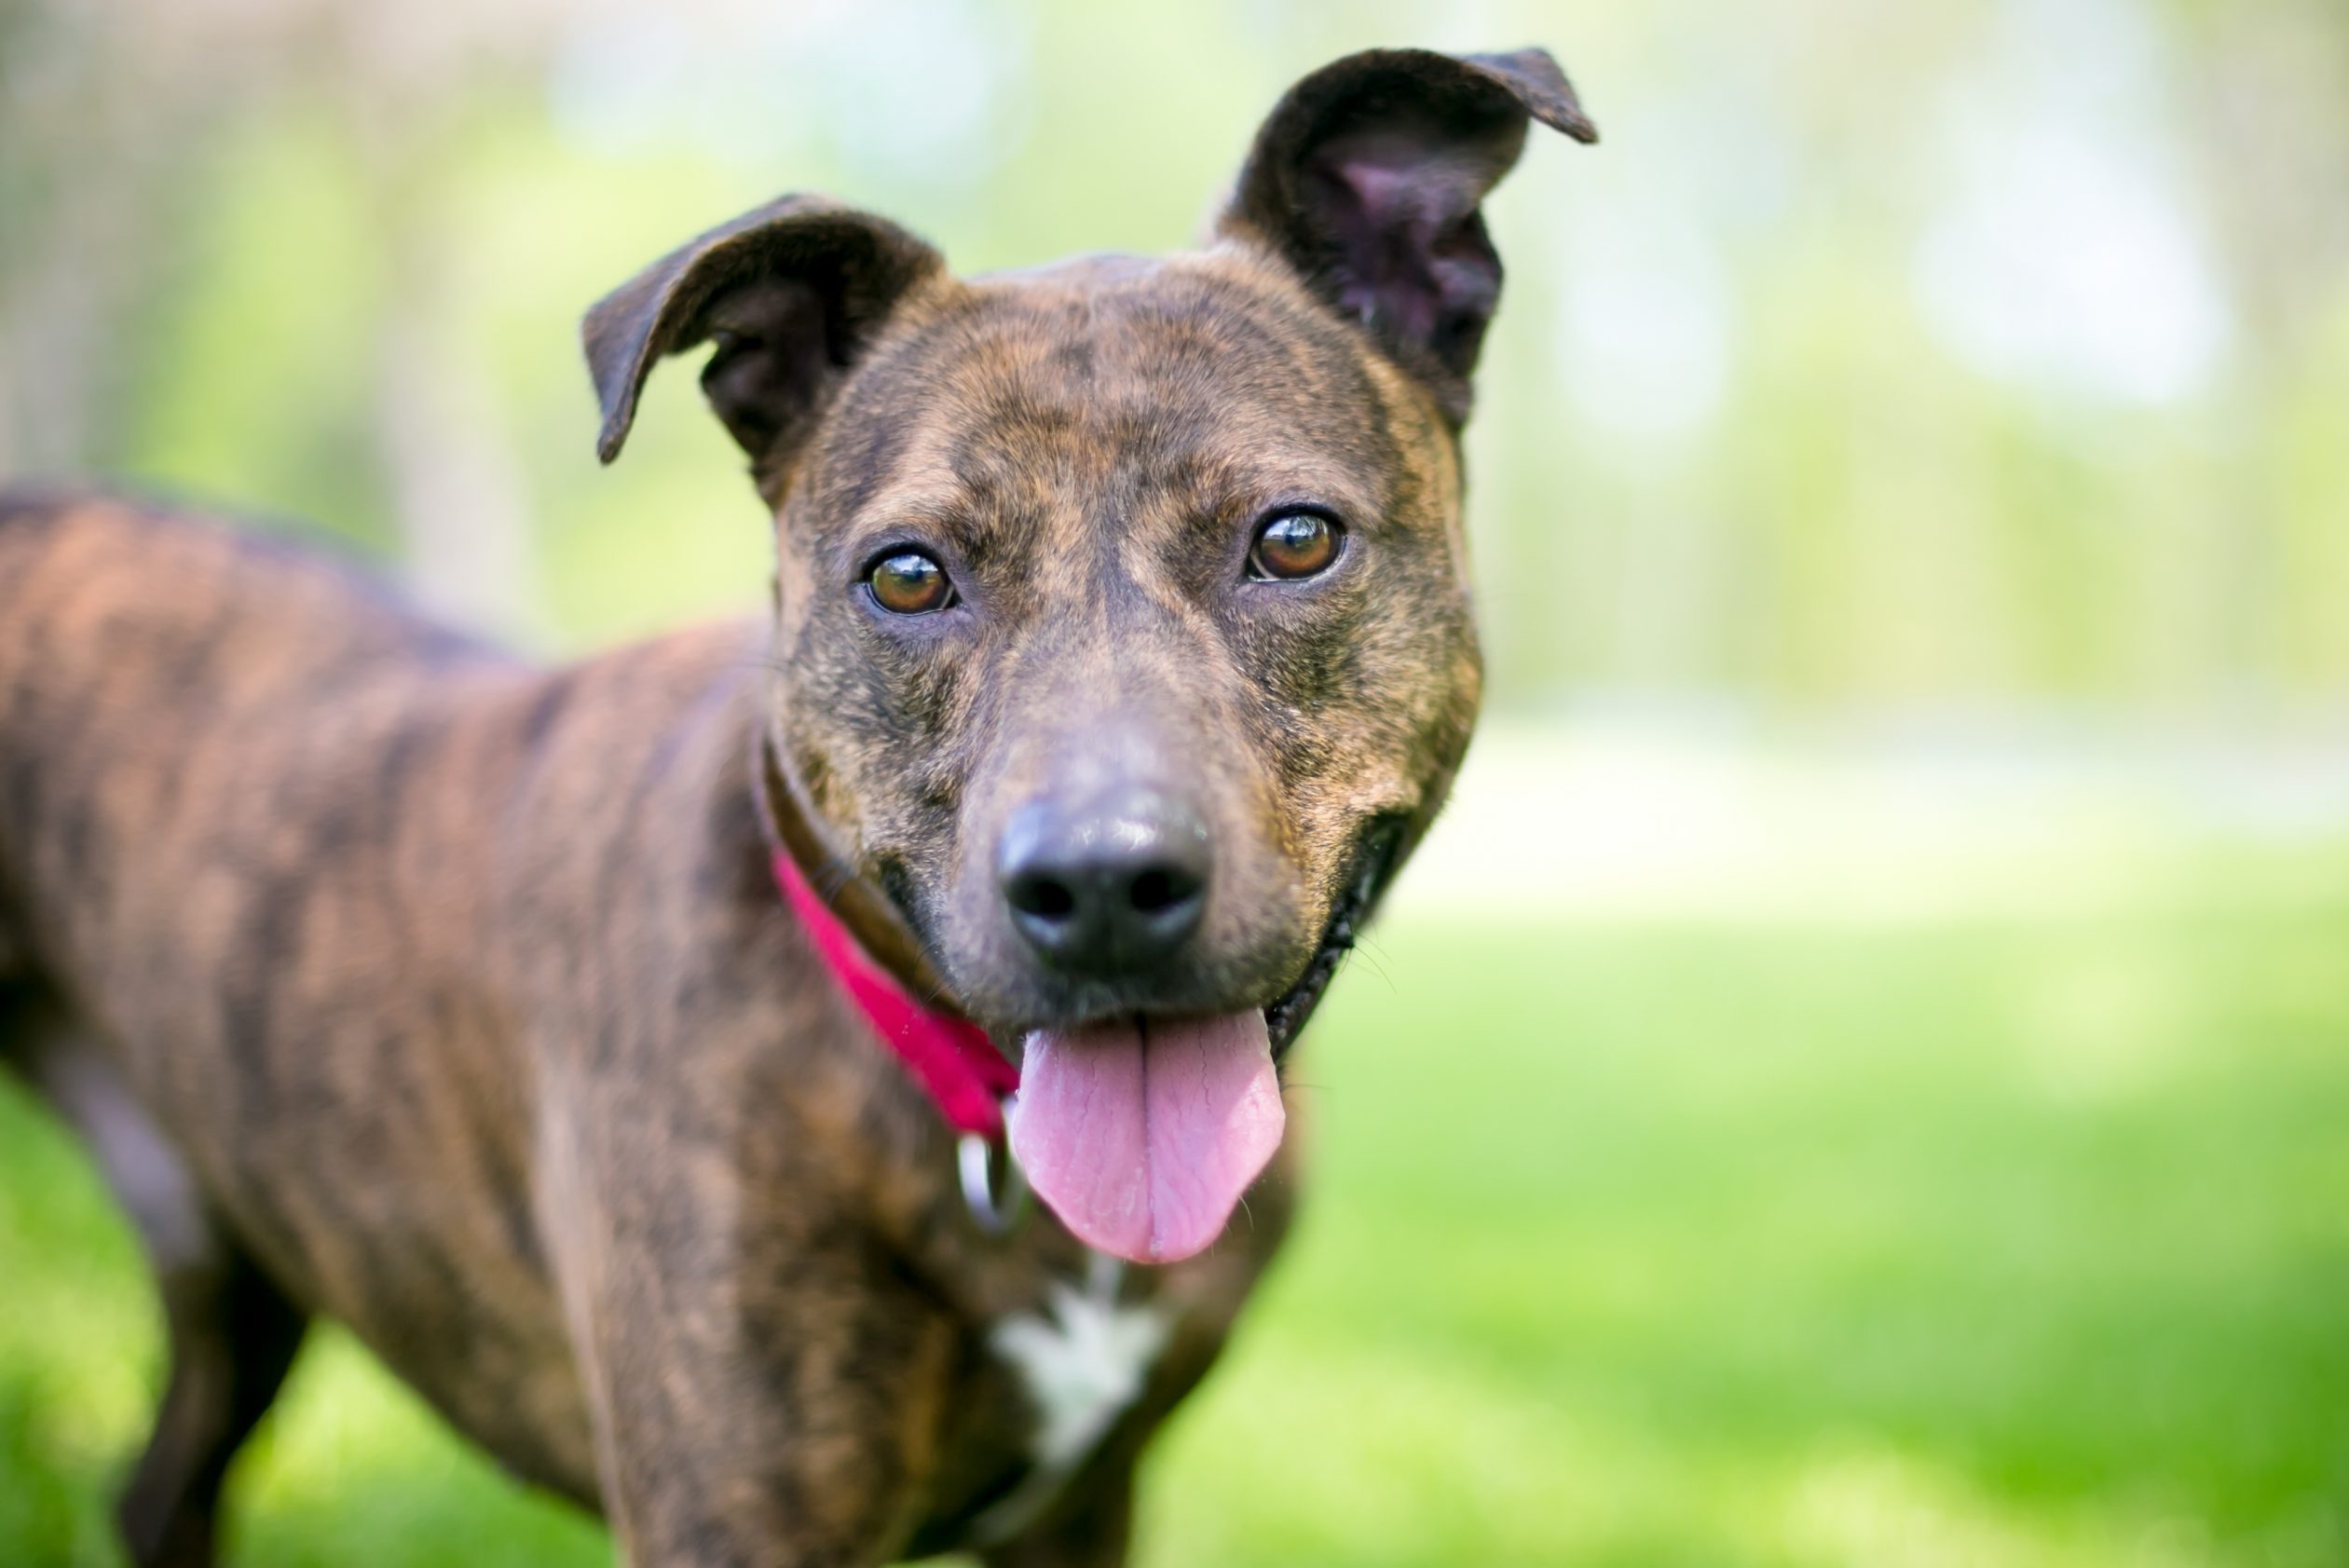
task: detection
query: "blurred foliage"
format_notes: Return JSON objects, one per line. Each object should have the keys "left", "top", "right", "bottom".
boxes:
{"left": 4, "top": 0, "right": 2345, "bottom": 716}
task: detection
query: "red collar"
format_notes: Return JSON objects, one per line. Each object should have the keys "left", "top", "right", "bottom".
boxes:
{"left": 770, "top": 847, "right": 1019, "bottom": 1140}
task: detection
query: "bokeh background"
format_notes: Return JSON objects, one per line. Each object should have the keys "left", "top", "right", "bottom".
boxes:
{"left": 4, "top": 1, "right": 2347, "bottom": 1564}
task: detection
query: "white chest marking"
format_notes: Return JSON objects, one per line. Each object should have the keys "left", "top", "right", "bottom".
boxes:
{"left": 991, "top": 1254, "right": 1171, "bottom": 1467}
{"left": 976, "top": 1252, "right": 1172, "bottom": 1541}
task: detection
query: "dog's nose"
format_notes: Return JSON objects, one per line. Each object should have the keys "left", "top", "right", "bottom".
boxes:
{"left": 997, "top": 787, "right": 1211, "bottom": 976}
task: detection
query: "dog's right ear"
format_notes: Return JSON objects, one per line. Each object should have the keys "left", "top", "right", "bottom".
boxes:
{"left": 583, "top": 194, "right": 945, "bottom": 478}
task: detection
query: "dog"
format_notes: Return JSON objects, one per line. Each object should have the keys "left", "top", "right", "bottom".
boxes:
{"left": 0, "top": 47, "right": 1594, "bottom": 1568}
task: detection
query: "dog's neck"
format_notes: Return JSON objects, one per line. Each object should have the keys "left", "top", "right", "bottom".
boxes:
{"left": 753, "top": 730, "right": 966, "bottom": 1017}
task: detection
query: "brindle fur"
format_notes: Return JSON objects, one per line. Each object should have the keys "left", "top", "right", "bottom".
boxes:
{"left": 0, "top": 48, "right": 1593, "bottom": 1568}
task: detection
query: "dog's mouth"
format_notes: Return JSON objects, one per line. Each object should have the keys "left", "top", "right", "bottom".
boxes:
{"left": 1263, "top": 812, "right": 1407, "bottom": 1055}
{"left": 769, "top": 740, "right": 1408, "bottom": 1265}
{"left": 1004, "top": 814, "right": 1408, "bottom": 1267}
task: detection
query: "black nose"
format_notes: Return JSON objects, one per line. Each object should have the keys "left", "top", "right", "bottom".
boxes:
{"left": 997, "top": 786, "right": 1211, "bottom": 977}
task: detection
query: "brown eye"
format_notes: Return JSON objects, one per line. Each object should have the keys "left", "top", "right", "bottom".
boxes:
{"left": 1247, "top": 511, "right": 1345, "bottom": 581}
{"left": 866, "top": 550, "right": 955, "bottom": 615}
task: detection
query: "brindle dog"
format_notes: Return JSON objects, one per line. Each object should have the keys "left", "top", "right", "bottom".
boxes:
{"left": 0, "top": 47, "right": 1594, "bottom": 1568}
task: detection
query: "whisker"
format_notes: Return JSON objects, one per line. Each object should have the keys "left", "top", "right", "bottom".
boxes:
{"left": 1348, "top": 934, "right": 1399, "bottom": 991}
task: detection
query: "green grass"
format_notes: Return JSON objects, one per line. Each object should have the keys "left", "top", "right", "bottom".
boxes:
{"left": 5, "top": 859, "right": 2347, "bottom": 1566}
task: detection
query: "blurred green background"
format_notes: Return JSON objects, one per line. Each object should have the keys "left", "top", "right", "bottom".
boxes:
{"left": 3, "top": 0, "right": 2346, "bottom": 1564}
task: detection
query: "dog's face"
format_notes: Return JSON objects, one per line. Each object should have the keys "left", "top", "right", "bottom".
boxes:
{"left": 586, "top": 47, "right": 1594, "bottom": 1261}
{"left": 766, "top": 248, "right": 1478, "bottom": 1038}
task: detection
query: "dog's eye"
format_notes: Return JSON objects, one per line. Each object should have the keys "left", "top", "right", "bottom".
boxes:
{"left": 1247, "top": 511, "right": 1345, "bottom": 581}
{"left": 866, "top": 551, "right": 956, "bottom": 615}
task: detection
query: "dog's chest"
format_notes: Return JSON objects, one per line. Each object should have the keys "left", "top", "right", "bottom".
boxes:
{"left": 967, "top": 1249, "right": 1173, "bottom": 1542}
{"left": 993, "top": 1251, "right": 1169, "bottom": 1466}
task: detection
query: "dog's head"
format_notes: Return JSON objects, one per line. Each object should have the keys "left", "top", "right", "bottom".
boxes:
{"left": 586, "top": 48, "right": 1594, "bottom": 1261}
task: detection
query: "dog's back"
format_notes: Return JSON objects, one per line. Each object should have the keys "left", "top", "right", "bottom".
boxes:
{"left": 0, "top": 489, "right": 507, "bottom": 1004}
{"left": 0, "top": 490, "right": 695, "bottom": 1504}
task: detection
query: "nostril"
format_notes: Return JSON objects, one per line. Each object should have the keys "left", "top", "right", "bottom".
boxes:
{"left": 1127, "top": 865, "right": 1201, "bottom": 916}
{"left": 1006, "top": 873, "right": 1076, "bottom": 922}
{"left": 997, "top": 788, "right": 1213, "bottom": 971}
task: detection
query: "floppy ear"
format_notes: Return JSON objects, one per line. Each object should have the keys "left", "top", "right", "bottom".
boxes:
{"left": 1218, "top": 48, "right": 1597, "bottom": 424}
{"left": 583, "top": 193, "right": 945, "bottom": 478}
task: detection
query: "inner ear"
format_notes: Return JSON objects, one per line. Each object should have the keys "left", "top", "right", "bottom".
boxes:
{"left": 1219, "top": 48, "right": 1597, "bottom": 424}
{"left": 699, "top": 279, "right": 832, "bottom": 460}
{"left": 1304, "top": 112, "right": 1523, "bottom": 375}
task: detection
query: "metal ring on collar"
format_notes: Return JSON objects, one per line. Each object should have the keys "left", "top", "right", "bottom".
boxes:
{"left": 958, "top": 1129, "right": 1030, "bottom": 1236}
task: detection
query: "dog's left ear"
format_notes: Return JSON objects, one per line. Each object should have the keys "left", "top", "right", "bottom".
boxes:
{"left": 584, "top": 193, "right": 945, "bottom": 476}
{"left": 1218, "top": 48, "right": 1597, "bottom": 424}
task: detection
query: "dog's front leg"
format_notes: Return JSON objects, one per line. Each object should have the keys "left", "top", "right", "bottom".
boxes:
{"left": 545, "top": 1107, "right": 954, "bottom": 1568}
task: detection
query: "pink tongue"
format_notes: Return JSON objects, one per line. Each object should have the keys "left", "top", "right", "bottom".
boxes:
{"left": 1009, "top": 1012, "right": 1284, "bottom": 1264}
